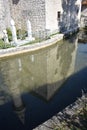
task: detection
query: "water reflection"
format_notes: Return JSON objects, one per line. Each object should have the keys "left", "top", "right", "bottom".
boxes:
{"left": 31, "top": 37, "right": 78, "bottom": 101}
{"left": 0, "top": 37, "right": 77, "bottom": 99}
{"left": 0, "top": 35, "right": 78, "bottom": 129}
{"left": 11, "top": 85, "right": 25, "bottom": 124}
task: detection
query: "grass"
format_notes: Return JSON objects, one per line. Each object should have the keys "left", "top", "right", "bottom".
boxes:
{"left": 0, "top": 36, "right": 49, "bottom": 49}
{"left": 0, "top": 39, "right": 14, "bottom": 49}
{"left": 0, "top": 32, "right": 60, "bottom": 48}
{"left": 50, "top": 32, "right": 59, "bottom": 37}
{"left": 21, "top": 32, "right": 61, "bottom": 46}
{"left": 21, "top": 36, "right": 51, "bottom": 46}
{"left": 20, "top": 38, "right": 42, "bottom": 46}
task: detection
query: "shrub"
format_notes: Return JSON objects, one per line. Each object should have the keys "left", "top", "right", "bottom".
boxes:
{"left": 6, "top": 28, "right": 12, "bottom": 42}
{"left": 17, "top": 29, "right": 27, "bottom": 40}
{"left": 0, "top": 39, "right": 5, "bottom": 48}
{"left": 0, "top": 39, "right": 14, "bottom": 49}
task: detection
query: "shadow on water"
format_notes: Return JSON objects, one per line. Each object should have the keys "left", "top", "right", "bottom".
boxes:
{"left": 0, "top": 35, "right": 87, "bottom": 130}
{"left": 0, "top": 66, "right": 87, "bottom": 130}
{"left": 27, "top": 67, "right": 87, "bottom": 129}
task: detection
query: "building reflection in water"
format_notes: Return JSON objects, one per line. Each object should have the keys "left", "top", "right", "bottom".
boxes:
{"left": 18, "top": 58, "right": 22, "bottom": 72}
{"left": 31, "top": 36, "right": 78, "bottom": 101}
{"left": 0, "top": 35, "right": 78, "bottom": 123}
{"left": 11, "top": 85, "right": 25, "bottom": 124}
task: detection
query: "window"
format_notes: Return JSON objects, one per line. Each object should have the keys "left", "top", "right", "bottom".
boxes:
{"left": 77, "top": 5, "right": 79, "bottom": 14}
{"left": 57, "top": 11, "right": 61, "bottom": 20}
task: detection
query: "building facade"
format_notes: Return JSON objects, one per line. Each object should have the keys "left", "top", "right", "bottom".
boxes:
{"left": 80, "top": 0, "right": 87, "bottom": 28}
{"left": 0, "top": 0, "right": 82, "bottom": 38}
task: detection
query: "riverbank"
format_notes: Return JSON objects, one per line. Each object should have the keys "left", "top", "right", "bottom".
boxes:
{"left": 0, "top": 34, "right": 63, "bottom": 58}
{"left": 34, "top": 93, "right": 87, "bottom": 130}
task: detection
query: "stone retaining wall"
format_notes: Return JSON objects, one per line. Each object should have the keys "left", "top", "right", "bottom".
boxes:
{"left": 0, "top": 0, "right": 11, "bottom": 38}
{"left": 0, "top": 34, "right": 64, "bottom": 58}
{"left": 9, "top": 0, "right": 46, "bottom": 38}
{"left": 80, "top": 5, "right": 87, "bottom": 28}
{"left": 33, "top": 93, "right": 87, "bottom": 130}
{"left": 0, "top": 0, "right": 82, "bottom": 39}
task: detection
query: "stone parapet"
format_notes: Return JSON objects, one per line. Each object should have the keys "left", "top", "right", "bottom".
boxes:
{"left": 0, "top": 34, "right": 64, "bottom": 58}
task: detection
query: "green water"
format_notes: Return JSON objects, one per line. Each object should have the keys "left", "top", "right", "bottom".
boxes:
{"left": 0, "top": 35, "right": 87, "bottom": 130}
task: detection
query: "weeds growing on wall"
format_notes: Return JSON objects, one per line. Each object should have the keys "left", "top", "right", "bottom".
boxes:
{"left": 17, "top": 29, "right": 27, "bottom": 40}
{"left": 6, "top": 28, "right": 12, "bottom": 42}
{"left": 0, "top": 39, "right": 14, "bottom": 49}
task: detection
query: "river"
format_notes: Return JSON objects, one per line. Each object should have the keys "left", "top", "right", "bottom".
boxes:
{"left": 0, "top": 34, "right": 87, "bottom": 130}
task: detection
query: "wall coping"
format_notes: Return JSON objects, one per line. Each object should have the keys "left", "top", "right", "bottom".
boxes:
{"left": 0, "top": 34, "right": 64, "bottom": 58}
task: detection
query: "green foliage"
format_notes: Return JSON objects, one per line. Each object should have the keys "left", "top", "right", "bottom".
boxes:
{"left": 50, "top": 32, "right": 59, "bottom": 37}
{"left": 0, "top": 39, "right": 14, "bottom": 49}
{"left": 0, "top": 39, "right": 5, "bottom": 48}
{"left": 6, "top": 28, "right": 12, "bottom": 41}
{"left": 21, "top": 38, "right": 43, "bottom": 46}
{"left": 17, "top": 29, "right": 27, "bottom": 40}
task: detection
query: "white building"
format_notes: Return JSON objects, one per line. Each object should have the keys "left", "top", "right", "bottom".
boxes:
{"left": 0, "top": 0, "right": 82, "bottom": 38}
{"left": 80, "top": 0, "right": 87, "bottom": 28}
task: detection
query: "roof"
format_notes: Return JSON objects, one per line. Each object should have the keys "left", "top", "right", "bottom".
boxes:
{"left": 82, "top": 0, "right": 87, "bottom": 5}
